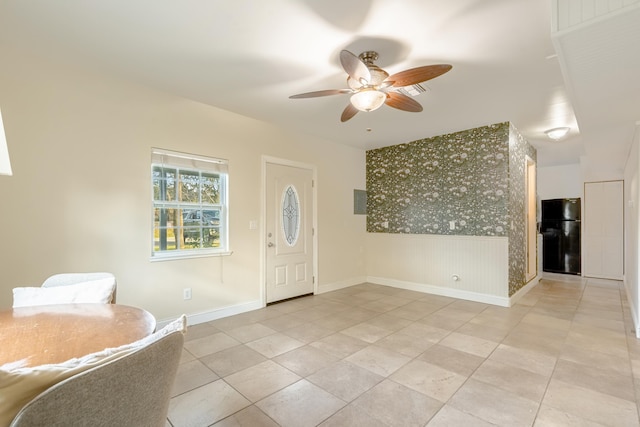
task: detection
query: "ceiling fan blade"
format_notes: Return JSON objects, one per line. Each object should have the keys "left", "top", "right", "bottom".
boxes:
{"left": 289, "top": 89, "right": 351, "bottom": 99}
{"left": 388, "top": 64, "right": 452, "bottom": 87}
{"left": 340, "top": 50, "right": 371, "bottom": 84}
{"left": 385, "top": 92, "right": 423, "bottom": 112}
{"left": 341, "top": 103, "right": 359, "bottom": 122}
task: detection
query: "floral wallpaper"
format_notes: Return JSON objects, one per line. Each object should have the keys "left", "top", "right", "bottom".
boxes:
{"left": 508, "top": 124, "right": 537, "bottom": 295}
{"left": 366, "top": 122, "right": 536, "bottom": 296}
{"left": 366, "top": 123, "right": 511, "bottom": 236}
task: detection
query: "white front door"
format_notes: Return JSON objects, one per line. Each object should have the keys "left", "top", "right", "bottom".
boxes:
{"left": 265, "top": 162, "right": 314, "bottom": 303}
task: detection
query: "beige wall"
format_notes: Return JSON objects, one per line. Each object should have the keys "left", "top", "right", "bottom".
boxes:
{"left": 0, "top": 46, "right": 367, "bottom": 322}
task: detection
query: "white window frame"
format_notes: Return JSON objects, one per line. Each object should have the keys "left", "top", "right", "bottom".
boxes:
{"left": 150, "top": 148, "right": 231, "bottom": 260}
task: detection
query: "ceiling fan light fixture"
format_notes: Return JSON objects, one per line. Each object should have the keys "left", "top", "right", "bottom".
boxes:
{"left": 350, "top": 89, "right": 387, "bottom": 112}
{"left": 545, "top": 126, "right": 570, "bottom": 140}
{"left": 289, "top": 49, "right": 452, "bottom": 122}
{"left": 368, "top": 66, "right": 389, "bottom": 86}
{"left": 347, "top": 76, "right": 363, "bottom": 91}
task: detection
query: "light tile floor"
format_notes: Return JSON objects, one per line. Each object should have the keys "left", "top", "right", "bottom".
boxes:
{"left": 167, "top": 275, "right": 640, "bottom": 427}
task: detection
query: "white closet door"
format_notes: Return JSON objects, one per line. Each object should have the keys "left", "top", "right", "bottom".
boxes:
{"left": 583, "top": 181, "right": 624, "bottom": 280}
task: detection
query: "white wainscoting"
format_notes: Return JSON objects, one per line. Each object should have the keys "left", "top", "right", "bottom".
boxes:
{"left": 553, "top": 0, "right": 640, "bottom": 32}
{"left": 365, "top": 233, "right": 510, "bottom": 305}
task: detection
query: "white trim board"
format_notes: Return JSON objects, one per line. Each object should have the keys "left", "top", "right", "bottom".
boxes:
{"left": 366, "top": 276, "right": 511, "bottom": 307}
{"left": 158, "top": 275, "right": 542, "bottom": 328}
{"left": 156, "top": 299, "right": 263, "bottom": 328}
{"left": 624, "top": 278, "right": 640, "bottom": 339}
{"left": 509, "top": 275, "right": 540, "bottom": 306}
{"left": 366, "top": 275, "right": 539, "bottom": 308}
{"left": 316, "top": 276, "right": 368, "bottom": 294}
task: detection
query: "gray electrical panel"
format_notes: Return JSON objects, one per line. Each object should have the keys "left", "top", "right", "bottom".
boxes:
{"left": 354, "top": 189, "right": 367, "bottom": 215}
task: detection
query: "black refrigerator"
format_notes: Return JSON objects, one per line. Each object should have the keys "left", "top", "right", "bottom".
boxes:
{"left": 541, "top": 198, "right": 581, "bottom": 275}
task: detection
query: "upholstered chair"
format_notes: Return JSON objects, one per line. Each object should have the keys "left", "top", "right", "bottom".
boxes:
{"left": 7, "top": 319, "right": 185, "bottom": 427}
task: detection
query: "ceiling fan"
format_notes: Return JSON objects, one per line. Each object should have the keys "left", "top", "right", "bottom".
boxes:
{"left": 289, "top": 50, "right": 452, "bottom": 122}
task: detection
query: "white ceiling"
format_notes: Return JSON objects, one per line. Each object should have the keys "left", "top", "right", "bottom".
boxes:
{"left": 0, "top": 0, "right": 638, "bottom": 170}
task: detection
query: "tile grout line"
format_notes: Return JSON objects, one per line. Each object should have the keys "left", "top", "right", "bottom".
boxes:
{"left": 169, "top": 279, "right": 635, "bottom": 426}
{"left": 528, "top": 277, "right": 585, "bottom": 426}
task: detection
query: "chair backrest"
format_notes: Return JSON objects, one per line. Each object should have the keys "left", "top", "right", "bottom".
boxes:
{"left": 41, "top": 272, "right": 117, "bottom": 303}
{"left": 9, "top": 331, "right": 184, "bottom": 427}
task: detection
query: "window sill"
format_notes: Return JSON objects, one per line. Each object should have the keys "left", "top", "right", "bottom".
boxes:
{"left": 149, "top": 250, "right": 233, "bottom": 262}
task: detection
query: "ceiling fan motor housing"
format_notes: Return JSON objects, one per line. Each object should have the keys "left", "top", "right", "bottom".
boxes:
{"left": 347, "top": 51, "right": 389, "bottom": 89}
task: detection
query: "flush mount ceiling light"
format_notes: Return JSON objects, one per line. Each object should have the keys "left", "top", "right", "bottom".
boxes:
{"left": 545, "top": 127, "right": 570, "bottom": 140}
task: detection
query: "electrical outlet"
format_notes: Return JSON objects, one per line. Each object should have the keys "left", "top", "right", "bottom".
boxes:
{"left": 183, "top": 288, "right": 192, "bottom": 300}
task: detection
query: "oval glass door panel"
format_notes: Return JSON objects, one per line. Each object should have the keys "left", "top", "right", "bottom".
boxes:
{"left": 281, "top": 185, "right": 300, "bottom": 246}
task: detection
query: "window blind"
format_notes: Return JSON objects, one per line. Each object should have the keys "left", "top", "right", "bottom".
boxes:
{"left": 151, "top": 148, "right": 228, "bottom": 174}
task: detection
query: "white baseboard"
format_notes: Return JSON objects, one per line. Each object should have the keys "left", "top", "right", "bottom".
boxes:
{"left": 366, "top": 276, "right": 511, "bottom": 307}
{"left": 316, "top": 276, "right": 368, "bottom": 294}
{"left": 508, "top": 275, "right": 540, "bottom": 306}
{"left": 158, "top": 274, "right": 540, "bottom": 328}
{"left": 156, "top": 299, "right": 264, "bottom": 328}
{"left": 159, "top": 276, "right": 367, "bottom": 328}
{"left": 623, "top": 278, "right": 640, "bottom": 338}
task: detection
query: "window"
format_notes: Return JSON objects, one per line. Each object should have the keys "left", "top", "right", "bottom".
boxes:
{"left": 151, "top": 148, "right": 229, "bottom": 259}
{"left": 281, "top": 185, "right": 300, "bottom": 246}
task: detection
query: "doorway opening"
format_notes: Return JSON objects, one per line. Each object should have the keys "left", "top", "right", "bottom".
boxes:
{"left": 525, "top": 156, "right": 537, "bottom": 282}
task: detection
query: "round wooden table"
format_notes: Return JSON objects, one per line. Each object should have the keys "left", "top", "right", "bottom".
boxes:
{"left": 0, "top": 303, "right": 156, "bottom": 368}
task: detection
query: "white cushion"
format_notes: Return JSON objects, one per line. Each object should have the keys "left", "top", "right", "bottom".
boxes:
{"left": 42, "top": 273, "right": 115, "bottom": 288}
{"left": 0, "top": 315, "right": 186, "bottom": 426}
{"left": 12, "top": 279, "right": 116, "bottom": 308}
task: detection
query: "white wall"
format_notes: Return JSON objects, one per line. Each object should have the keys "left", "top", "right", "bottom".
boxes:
{"left": 537, "top": 163, "right": 582, "bottom": 201}
{"left": 0, "top": 46, "right": 367, "bottom": 323}
{"left": 624, "top": 124, "right": 640, "bottom": 337}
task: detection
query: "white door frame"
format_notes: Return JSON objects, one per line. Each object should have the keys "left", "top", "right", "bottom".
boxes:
{"left": 525, "top": 155, "right": 537, "bottom": 282}
{"left": 261, "top": 156, "right": 318, "bottom": 306}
